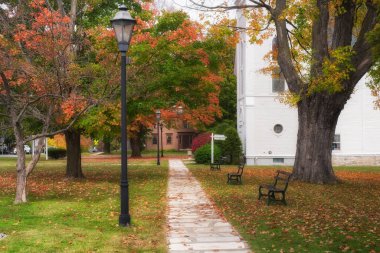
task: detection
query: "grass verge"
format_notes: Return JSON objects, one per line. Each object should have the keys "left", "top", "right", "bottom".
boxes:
{"left": 188, "top": 164, "right": 380, "bottom": 253}
{"left": 0, "top": 157, "right": 168, "bottom": 252}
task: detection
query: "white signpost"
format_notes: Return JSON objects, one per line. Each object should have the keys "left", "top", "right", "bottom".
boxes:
{"left": 45, "top": 137, "right": 48, "bottom": 160}
{"left": 211, "top": 133, "right": 227, "bottom": 163}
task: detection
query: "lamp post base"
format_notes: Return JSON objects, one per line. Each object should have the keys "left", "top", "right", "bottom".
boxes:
{"left": 119, "top": 214, "right": 131, "bottom": 227}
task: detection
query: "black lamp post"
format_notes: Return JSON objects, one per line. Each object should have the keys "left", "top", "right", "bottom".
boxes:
{"left": 160, "top": 123, "right": 164, "bottom": 157}
{"left": 111, "top": 5, "right": 135, "bottom": 227}
{"left": 156, "top": 110, "right": 161, "bottom": 165}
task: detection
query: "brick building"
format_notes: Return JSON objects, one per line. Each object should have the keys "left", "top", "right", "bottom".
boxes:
{"left": 145, "top": 120, "right": 198, "bottom": 151}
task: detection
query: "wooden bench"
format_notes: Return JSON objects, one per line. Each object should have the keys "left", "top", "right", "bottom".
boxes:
{"left": 210, "top": 156, "right": 227, "bottom": 171}
{"left": 227, "top": 156, "right": 246, "bottom": 184}
{"left": 210, "top": 159, "right": 221, "bottom": 171}
{"left": 258, "top": 170, "right": 292, "bottom": 205}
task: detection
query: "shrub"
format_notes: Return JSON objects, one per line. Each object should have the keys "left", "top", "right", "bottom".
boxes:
{"left": 191, "top": 132, "right": 211, "bottom": 153}
{"left": 194, "top": 143, "right": 221, "bottom": 164}
{"left": 219, "top": 127, "right": 243, "bottom": 164}
{"left": 48, "top": 147, "right": 67, "bottom": 159}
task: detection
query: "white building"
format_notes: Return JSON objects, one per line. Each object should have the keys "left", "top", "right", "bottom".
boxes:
{"left": 235, "top": 8, "right": 380, "bottom": 166}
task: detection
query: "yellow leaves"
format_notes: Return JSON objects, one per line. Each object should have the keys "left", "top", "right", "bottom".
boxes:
{"left": 277, "top": 91, "right": 301, "bottom": 107}
{"left": 246, "top": 8, "right": 274, "bottom": 45}
{"left": 309, "top": 46, "right": 355, "bottom": 95}
{"left": 47, "top": 135, "right": 66, "bottom": 148}
{"left": 207, "top": 18, "right": 239, "bottom": 47}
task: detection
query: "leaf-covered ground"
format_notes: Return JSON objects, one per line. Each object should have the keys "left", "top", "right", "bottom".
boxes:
{"left": 188, "top": 164, "right": 380, "bottom": 253}
{"left": 0, "top": 157, "right": 168, "bottom": 252}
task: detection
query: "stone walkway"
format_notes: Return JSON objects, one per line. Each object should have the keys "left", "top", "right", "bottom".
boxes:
{"left": 167, "top": 160, "right": 251, "bottom": 253}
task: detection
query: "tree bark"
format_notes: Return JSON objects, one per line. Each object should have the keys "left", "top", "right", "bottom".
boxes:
{"left": 130, "top": 135, "right": 142, "bottom": 157}
{"left": 14, "top": 138, "right": 45, "bottom": 203}
{"left": 103, "top": 139, "right": 111, "bottom": 154}
{"left": 14, "top": 144, "right": 27, "bottom": 204}
{"left": 293, "top": 94, "right": 347, "bottom": 184}
{"left": 65, "top": 129, "right": 84, "bottom": 178}
{"left": 12, "top": 106, "right": 28, "bottom": 203}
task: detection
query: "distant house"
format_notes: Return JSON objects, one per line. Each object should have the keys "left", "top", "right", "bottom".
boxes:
{"left": 145, "top": 120, "right": 197, "bottom": 151}
{"left": 235, "top": 5, "right": 380, "bottom": 166}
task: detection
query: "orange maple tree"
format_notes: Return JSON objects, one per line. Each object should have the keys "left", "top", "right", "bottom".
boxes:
{"left": 0, "top": 0, "right": 93, "bottom": 203}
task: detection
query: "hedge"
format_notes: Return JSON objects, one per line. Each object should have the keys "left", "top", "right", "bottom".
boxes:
{"left": 194, "top": 143, "right": 221, "bottom": 164}
{"left": 48, "top": 147, "right": 67, "bottom": 159}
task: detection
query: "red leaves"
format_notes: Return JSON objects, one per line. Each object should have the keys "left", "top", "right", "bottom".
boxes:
{"left": 166, "top": 20, "right": 202, "bottom": 47}
{"left": 191, "top": 132, "right": 211, "bottom": 152}
{"left": 14, "top": 2, "right": 71, "bottom": 62}
{"left": 60, "top": 94, "right": 87, "bottom": 122}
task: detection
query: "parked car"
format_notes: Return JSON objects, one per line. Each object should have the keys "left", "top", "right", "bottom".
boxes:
{"left": 13, "top": 145, "right": 31, "bottom": 154}
{"left": 24, "top": 145, "right": 31, "bottom": 154}
{"left": 88, "top": 147, "right": 98, "bottom": 153}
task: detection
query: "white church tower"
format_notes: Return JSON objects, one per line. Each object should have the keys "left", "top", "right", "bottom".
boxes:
{"left": 235, "top": 2, "right": 380, "bottom": 166}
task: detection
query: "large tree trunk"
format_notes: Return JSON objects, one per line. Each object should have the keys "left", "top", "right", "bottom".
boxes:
{"left": 103, "top": 138, "right": 111, "bottom": 154}
{"left": 293, "top": 95, "right": 346, "bottom": 184}
{"left": 130, "top": 135, "right": 142, "bottom": 157}
{"left": 65, "top": 129, "right": 84, "bottom": 178}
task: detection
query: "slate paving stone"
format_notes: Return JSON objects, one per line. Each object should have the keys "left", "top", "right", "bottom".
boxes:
{"left": 167, "top": 160, "right": 251, "bottom": 253}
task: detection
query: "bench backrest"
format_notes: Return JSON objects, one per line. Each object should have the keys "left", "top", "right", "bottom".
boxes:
{"left": 273, "top": 170, "right": 292, "bottom": 191}
{"left": 236, "top": 156, "right": 246, "bottom": 175}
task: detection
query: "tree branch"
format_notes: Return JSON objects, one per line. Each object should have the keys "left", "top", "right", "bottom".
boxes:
{"left": 272, "top": 0, "right": 303, "bottom": 93}
{"left": 188, "top": 0, "right": 263, "bottom": 11}
{"left": 310, "top": 0, "right": 330, "bottom": 76}
{"left": 56, "top": 0, "right": 66, "bottom": 16}
{"left": 23, "top": 103, "right": 95, "bottom": 143}
{"left": 350, "top": 0, "right": 378, "bottom": 85}
{"left": 248, "top": 0, "right": 273, "bottom": 12}
{"left": 286, "top": 28, "right": 312, "bottom": 56}
{"left": 0, "top": 71, "right": 13, "bottom": 101}
{"left": 287, "top": 31, "right": 306, "bottom": 80}
{"left": 16, "top": 94, "right": 64, "bottom": 122}
{"left": 332, "top": 0, "right": 355, "bottom": 50}
{"left": 220, "top": 17, "right": 272, "bottom": 32}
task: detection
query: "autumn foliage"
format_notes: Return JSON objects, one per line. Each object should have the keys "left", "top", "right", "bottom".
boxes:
{"left": 191, "top": 132, "right": 211, "bottom": 153}
{"left": 1, "top": 0, "right": 90, "bottom": 122}
{"left": 0, "top": 0, "right": 96, "bottom": 203}
{"left": 191, "top": 166, "right": 380, "bottom": 252}
{"left": 85, "top": 6, "right": 229, "bottom": 155}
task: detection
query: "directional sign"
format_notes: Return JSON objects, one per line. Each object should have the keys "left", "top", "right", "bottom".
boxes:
{"left": 211, "top": 133, "right": 227, "bottom": 164}
{"left": 213, "top": 134, "right": 226, "bottom": 141}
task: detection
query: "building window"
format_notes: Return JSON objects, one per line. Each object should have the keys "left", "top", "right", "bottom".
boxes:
{"left": 272, "top": 37, "right": 285, "bottom": 93}
{"left": 152, "top": 134, "right": 158, "bottom": 145}
{"left": 166, "top": 134, "right": 172, "bottom": 145}
{"left": 183, "top": 121, "right": 190, "bottom": 129}
{"left": 332, "top": 134, "right": 341, "bottom": 150}
{"left": 273, "top": 158, "right": 284, "bottom": 164}
{"left": 272, "top": 67, "right": 285, "bottom": 93}
{"left": 274, "top": 124, "right": 283, "bottom": 134}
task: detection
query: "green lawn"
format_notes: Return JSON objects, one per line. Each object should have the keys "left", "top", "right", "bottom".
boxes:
{"left": 0, "top": 157, "right": 168, "bottom": 252}
{"left": 188, "top": 164, "right": 380, "bottom": 253}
